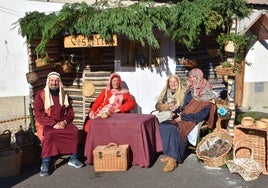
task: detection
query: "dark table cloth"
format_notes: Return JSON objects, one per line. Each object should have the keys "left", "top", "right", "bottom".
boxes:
{"left": 84, "top": 113, "right": 163, "bottom": 168}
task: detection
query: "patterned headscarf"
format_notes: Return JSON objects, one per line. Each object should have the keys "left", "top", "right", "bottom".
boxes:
{"left": 44, "top": 72, "right": 69, "bottom": 110}
{"left": 188, "top": 68, "right": 217, "bottom": 101}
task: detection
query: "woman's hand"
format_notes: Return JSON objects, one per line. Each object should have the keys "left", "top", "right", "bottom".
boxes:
{"left": 169, "top": 104, "right": 176, "bottom": 111}
{"left": 89, "top": 111, "right": 95, "bottom": 119}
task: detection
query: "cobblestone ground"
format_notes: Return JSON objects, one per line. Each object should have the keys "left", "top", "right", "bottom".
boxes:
{"left": 0, "top": 96, "right": 31, "bottom": 142}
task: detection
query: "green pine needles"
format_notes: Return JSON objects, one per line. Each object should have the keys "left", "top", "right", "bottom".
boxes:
{"left": 14, "top": 0, "right": 251, "bottom": 56}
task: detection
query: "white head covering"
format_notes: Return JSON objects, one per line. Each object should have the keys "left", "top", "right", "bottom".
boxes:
{"left": 44, "top": 72, "right": 69, "bottom": 110}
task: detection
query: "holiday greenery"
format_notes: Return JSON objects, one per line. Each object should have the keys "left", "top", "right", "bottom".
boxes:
{"left": 15, "top": 0, "right": 251, "bottom": 56}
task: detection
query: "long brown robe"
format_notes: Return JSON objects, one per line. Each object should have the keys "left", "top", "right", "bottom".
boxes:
{"left": 34, "top": 90, "right": 78, "bottom": 158}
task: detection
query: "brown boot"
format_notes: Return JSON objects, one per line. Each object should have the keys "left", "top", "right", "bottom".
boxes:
{"left": 160, "top": 156, "right": 169, "bottom": 163}
{"left": 163, "top": 157, "right": 177, "bottom": 173}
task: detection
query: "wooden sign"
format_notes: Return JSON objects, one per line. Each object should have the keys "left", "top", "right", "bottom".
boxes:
{"left": 64, "top": 34, "right": 117, "bottom": 48}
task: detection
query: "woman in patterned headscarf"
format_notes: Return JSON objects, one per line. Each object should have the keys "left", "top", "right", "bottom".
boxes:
{"left": 83, "top": 73, "right": 136, "bottom": 133}
{"left": 158, "top": 68, "right": 217, "bottom": 173}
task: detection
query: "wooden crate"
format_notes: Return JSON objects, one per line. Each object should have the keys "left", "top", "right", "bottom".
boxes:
{"left": 234, "top": 125, "right": 268, "bottom": 175}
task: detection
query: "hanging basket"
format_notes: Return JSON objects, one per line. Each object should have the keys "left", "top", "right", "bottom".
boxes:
{"left": 224, "top": 41, "right": 235, "bottom": 53}
{"left": 61, "top": 61, "right": 73, "bottom": 74}
{"left": 35, "top": 53, "right": 50, "bottom": 67}
{"left": 26, "top": 71, "right": 39, "bottom": 84}
{"left": 215, "top": 65, "right": 235, "bottom": 76}
{"left": 180, "top": 58, "right": 198, "bottom": 68}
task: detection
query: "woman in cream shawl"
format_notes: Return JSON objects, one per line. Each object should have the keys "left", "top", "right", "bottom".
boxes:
{"left": 155, "top": 74, "right": 185, "bottom": 123}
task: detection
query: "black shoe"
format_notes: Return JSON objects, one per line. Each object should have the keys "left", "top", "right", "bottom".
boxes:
{"left": 40, "top": 162, "right": 50, "bottom": 177}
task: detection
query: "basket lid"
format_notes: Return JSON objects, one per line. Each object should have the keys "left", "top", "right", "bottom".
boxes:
{"left": 82, "top": 81, "right": 95, "bottom": 97}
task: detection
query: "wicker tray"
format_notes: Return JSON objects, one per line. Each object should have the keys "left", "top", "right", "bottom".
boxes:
{"left": 196, "top": 120, "right": 233, "bottom": 167}
{"left": 226, "top": 139, "right": 263, "bottom": 181}
{"left": 234, "top": 125, "right": 268, "bottom": 175}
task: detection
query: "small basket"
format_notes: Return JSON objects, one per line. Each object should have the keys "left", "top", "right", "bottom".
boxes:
{"left": 241, "top": 116, "right": 255, "bottom": 127}
{"left": 0, "top": 130, "right": 11, "bottom": 150}
{"left": 0, "top": 147, "right": 22, "bottom": 177}
{"left": 255, "top": 120, "right": 268, "bottom": 129}
{"left": 26, "top": 71, "right": 39, "bottom": 84}
{"left": 35, "top": 53, "right": 50, "bottom": 67}
{"left": 196, "top": 121, "right": 233, "bottom": 167}
{"left": 61, "top": 61, "right": 73, "bottom": 74}
{"left": 226, "top": 139, "right": 263, "bottom": 181}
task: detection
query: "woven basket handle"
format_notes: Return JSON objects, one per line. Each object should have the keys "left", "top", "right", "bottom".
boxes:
{"left": 2, "top": 130, "right": 11, "bottom": 135}
{"left": 105, "top": 143, "right": 118, "bottom": 149}
{"left": 36, "top": 52, "right": 49, "bottom": 59}
{"left": 233, "top": 139, "right": 254, "bottom": 160}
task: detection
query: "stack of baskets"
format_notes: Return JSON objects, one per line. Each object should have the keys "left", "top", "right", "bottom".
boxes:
{"left": 0, "top": 130, "right": 22, "bottom": 177}
{"left": 196, "top": 117, "right": 233, "bottom": 167}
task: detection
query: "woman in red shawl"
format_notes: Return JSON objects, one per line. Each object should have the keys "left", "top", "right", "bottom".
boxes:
{"left": 83, "top": 73, "right": 136, "bottom": 133}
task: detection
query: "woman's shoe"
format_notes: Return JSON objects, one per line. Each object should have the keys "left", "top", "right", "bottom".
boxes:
{"left": 163, "top": 157, "right": 177, "bottom": 172}
{"left": 160, "top": 156, "right": 169, "bottom": 163}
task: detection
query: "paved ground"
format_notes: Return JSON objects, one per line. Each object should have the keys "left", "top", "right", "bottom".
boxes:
{"left": 1, "top": 150, "right": 268, "bottom": 188}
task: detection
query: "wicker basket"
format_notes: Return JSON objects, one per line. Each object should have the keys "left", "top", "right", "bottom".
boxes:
{"left": 234, "top": 125, "right": 268, "bottom": 175}
{"left": 93, "top": 143, "right": 130, "bottom": 172}
{"left": 0, "top": 130, "right": 11, "bottom": 150}
{"left": 241, "top": 117, "right": 255, "bottom": 127}
{"left": 255, "top": 120, "right": 268, "bottom": 129}
{"left": 82, "top": 81, "right": 95, "bottom": 97}
{"left": 226, "top": 139, "right": 263, "bottom": 181}
{"left": 196, "top": 121, "right": 233, "bottom": 167}
{"left": 215, "top": 65, "right": 235, "bottom": 76}
{"left": 35, "top": 53, "right": 50, "bottom": 67}
{"left": 0, "top": 147, "right": 22, "bottom": 177}
{"left": 26, "top": 72, "right": 39, "bottom": 84}
{"left": 61, "top": 61, "right": 73, "bottom": 74}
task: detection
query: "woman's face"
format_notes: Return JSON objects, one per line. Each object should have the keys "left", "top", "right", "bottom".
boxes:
{"left": 111, "top": 77, "right": 120, "bottom": 89}
{"left": 168, "top": 77, "right": 178, "bottom": 92}
{"left": 188, "top": 74, "right": 196, "bottom": 84}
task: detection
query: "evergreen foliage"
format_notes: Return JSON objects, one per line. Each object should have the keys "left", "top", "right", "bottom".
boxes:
{"left": 14, "top": 0, "right": 251, "bottom": 56}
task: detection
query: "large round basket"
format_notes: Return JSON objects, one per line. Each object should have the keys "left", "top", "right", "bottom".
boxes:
{"left": 82, "top": 81, "right": 95, "bottom": 97}
{"left": 196, "top": 126, "right": 233, "bottom": 167}
{"left": 0, "top": 147, "right": 22, "bottom": 177}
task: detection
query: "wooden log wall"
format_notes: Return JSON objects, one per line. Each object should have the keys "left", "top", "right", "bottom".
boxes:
{"left": 28, "top": 38, "right": 114, "bottom": 129}
{"left": 175, "top": 34, "right": 227, "bottom": 99}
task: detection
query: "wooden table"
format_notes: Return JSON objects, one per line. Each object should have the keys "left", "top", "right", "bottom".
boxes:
{"left": 84, "top": 113, "right": 163, "bottom": 168}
